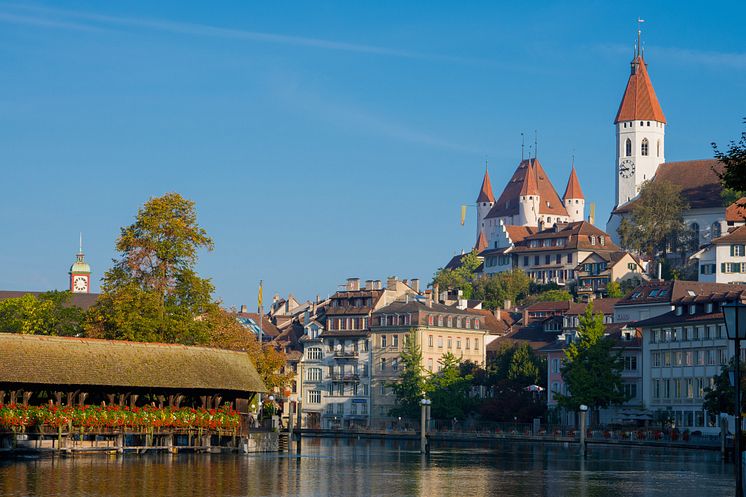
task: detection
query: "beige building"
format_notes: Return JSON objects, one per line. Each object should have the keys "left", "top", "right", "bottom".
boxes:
{"left": 368, "top": 297, "right": 487, "bottom": 427}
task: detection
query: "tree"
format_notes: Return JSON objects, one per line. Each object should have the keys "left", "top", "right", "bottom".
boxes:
{"left": 712, "top": 118, "right": 746, "bottom": 198}
{"left": 618, "top": 180, "right": 688, "bottom": 260}
{"left": 0, "top": 291, "right": 84, "bottom": 336}
{"left": 85, "top": 193, "right": 216, "bottom": 344}
{"left": 428, "top": 352, "right": 473, "bottom": 420}
{"left": 703, "top": 359, "right": 746, "bottom": 416}
{"left": 471, "top": 270, "right": 530, "bottom": 310}
{"left": 522, "top": 289, "right": 573, "bottom": 306}
{"left": 557, "top": 303, "right": 625, "bottom": 420}
{"left": 432, "top": 250, "right": 482, "bottom": 299}
{"left": 388, "top": 334, "right": 429, "bottom": 419}
{"left": 606, "top": 281, "right": 623, "bottom": 298}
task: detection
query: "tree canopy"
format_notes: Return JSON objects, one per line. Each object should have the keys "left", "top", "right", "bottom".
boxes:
{"left": 432, "top": 250, "right": 482, "bottom": 299}
{"left": 388, "top": 334, "right": 429, "bottom": 419}
{"left": 0, "top": 291, "right": 84, "bottom": 336}
{"left": 428, "top": 352, "right": 474, "bottom": 420}
{"left": 703, "top": 359, "right": 746, "bottom": 416}
{"left": 713, "top": 118, "right": 746, "bottom": 199}
{"left": 471, "top": 270, "right": 530, "bottom": 310}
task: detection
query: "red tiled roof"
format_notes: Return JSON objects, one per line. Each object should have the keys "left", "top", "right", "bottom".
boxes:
{"left": 712, "top": 225, "right": 746, "bottom": 245}
{"left": 726, "top": 198, "right": 746, "bottom": 222}
{"left": 512, "top": 221, "right": 619, "bottom": 253}
{"left": 562, "top": 166, "right": 584, "bottom": 200}
{"left": 477, "top": 168, "right": 495, "bottom": 203}
{"left": 505, "top": 225, "right": 537, "bottom": 244}
{"left": 466, "top": 308, "right": 514, "bottom": 335}
{"left": 475, "top": 230, "right": 488, "bottom": 252}
{"left": 566, "top": 298, "right": 621, "bottom": 316}
{"left": 486, "top": 159, "right": 569, "bottom": 219}
{"left": 490, "top": 326, "right": 560, "bottom": 351}
{"left": 236, "top": 312, "right": 282, "bottom": 338}
{"left": 614, "top": 56, "right": 666, "bottom": 124}
{"left": 613, "top": 159, "right": 724, "bottom": 214}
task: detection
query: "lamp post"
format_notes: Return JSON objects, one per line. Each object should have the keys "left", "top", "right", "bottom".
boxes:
{"left": 723, "top": 301, "right": 746, "bottom": 497}
{"left": 420, "top": 398, "right": 431, "bottom": 453}
{"left": 579, "top": 404, "right": 589, "bottom": 457}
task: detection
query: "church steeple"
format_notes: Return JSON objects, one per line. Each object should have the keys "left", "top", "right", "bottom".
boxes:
{"left": 476, "top": 163, "right": 496, "bottom": 245}
{"left": 476, "top": 165, "right": 495, "bottom": 203}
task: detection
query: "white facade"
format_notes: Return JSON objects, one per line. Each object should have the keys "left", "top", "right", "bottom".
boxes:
{"left": 565, "top": 197, "right": 585, "bottom": 223}
{"left": 615, "top": 119, "right": 665, "bottom": 206}
{"left": 477, "top": 199, "right": 494, "bottom": 241}
{"left": 693, "top": 240, "right": 746, "bottom": 284}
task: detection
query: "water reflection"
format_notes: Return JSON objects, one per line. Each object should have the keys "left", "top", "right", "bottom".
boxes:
{"left": 0, "top": 438, "right": 734, "bottom": 497}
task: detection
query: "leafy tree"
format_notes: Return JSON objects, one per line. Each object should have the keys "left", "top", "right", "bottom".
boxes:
{"left": 522, "top": 289, "right": 573, "bottom": 306}
{"left": 606, "top": 281, "right": 623, "bottom": 298}
{"left": 471, "top": 270, "right": 530, "bottom": 310}
{"left": 703, "top": 359, "right": 746, "bottom": 416}
{"left": 0, "top": 291, "right": 84, "bottom": 336}
{"left": 85, "top": 193, "right": 216, "bottom": 344}
{"left": 618, "top": 180, "right": 688, "bottom": 260}
{"left": 712, "top": 118, "right": 746, "bottom": 197}
{"left": 507, "top": 344, "right": 543, "bottom": 385}
{"left": 432, "top": 250, "right": 482, "bottom": 299}
{"left": 428, "top": 352, "right": 473, "bottom": 420}
{"left": 388, "top": 334, "right": 429, "bottom": 419}
{"left": 557, "top": 303, "right": 625, "bottom": 420}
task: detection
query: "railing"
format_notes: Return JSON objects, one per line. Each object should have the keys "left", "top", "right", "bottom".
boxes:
{"left": 330, "top": 373, "right": 360, "bottom": 382}
{"left": 333, "top": 350, "right": 359, "bottom": 358}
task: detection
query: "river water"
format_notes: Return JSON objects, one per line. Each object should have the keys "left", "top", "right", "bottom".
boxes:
{"left": 0, "top": 438, "right": 735, "bottom": 496}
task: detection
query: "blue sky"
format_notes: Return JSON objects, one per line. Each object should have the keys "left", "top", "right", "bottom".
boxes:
{"left": 1, "top": 1, "right": 744, "bottom": 307}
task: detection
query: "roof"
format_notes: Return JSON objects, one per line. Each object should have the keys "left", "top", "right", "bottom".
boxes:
{"left": 477, "top": 168, "right": 495, "bottom": 203}
{"left": 562, "top": 166, "right": 584, "bottom": 200}
{"left": 614, "top": 159, "right": 725, "bottom": 214}
{"left": 512, "top": 221, "right": 619, "bottom": 253}
{"left": 614, "top": 56, "right": 666, "bottom": 124}
{"left": 326, "top": 289, "right": 385, "bottom": 316}
{"left": 475, "top": 231, "right": 488, "bottom": 252}
{"left": 617, "top": 280, "right": 746, "bottom": 307}
{"left": 712, "top": 225, "right": 746, "bottom": 245}
{"left": 566, "top": 298, "right": 621, "bottom": 316}
{"left": 523, "top": 301, "right": 573, "bottom": 313}
{"left": 486, "top": 159, "right": 569, "bottom": 219}
{"left": 505, "top": 225, "right": 537, "bottom": 244}
{"left": 465, "top": 308, "right": 515, "bottom": 335}
{"left": 0, "top": 333, "right": 266, "bottom": 393}
{"left": 490, "top": 325, "right": 560, "bottom": 351}
{"left": 236, "top": 312, "right": 281, "bottom": 338}
{"left": 726, "top": 198, "right": 746, "bottom": 222}
{"left": 0, "top": 291, "right": 100, "bottom": 311}
{"left": 372, "top": 298, "right": 475, "bottom": 317}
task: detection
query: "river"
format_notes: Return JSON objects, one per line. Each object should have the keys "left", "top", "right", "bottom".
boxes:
{"left": 0, "top": 438, "right": 735, "bottom": 496}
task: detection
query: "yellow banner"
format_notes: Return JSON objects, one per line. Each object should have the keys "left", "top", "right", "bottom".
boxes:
{"left": 258, "top": 280, "right": 263, "bottom": 310}
{"left": 460, "top": 205, "right": 467, "bottom": 226}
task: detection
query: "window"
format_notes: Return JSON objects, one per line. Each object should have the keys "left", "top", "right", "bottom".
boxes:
{"left": 723, "top": 262, "right": 743, "bottom": 273}
{"left": 465, "top": 318, "right": 471, "bottom": 329}
{"left": 641, "top": 138, "right": 649, "bottom": 156}
{"left": 523, "top": 256, "right": 529, "bottom": 266}
{"left": 552, "top": 358, "right": 560, "bottom": 373}
{"left": 438, "top": 316, "right": 444, "bottom": 327}
{"left": 428, "top": 315, "right": 434, "bottom": 326}
{"left": 428, "top": 335, "right": 433, "bottom": 347}
{"left": 307, "top": 368, "right": 322, "bottom": 381}
{"left": 474, "top": 339, "right": 479, "bottom": 349}
{"left": 308, "top": 390, "right": 321, "bottom": 404}
{"left": 456, "top": 317, "right": 462, "bottom": 328}
{"left": 379, "top": 383, "right": 386, "bottom": 395}
{"left": 708, "top": 349, "right": 717, "bottom": 365}
{"left": 466, "top": 337, "right": 471, "bottom": 349}
{"left": 437, "top": 336, "right": 443, "bottom": 348}
{"left": 625, "top": 138, "right": 632, "bottom": 157}
{"left": 651, "top": 352, "right": 661, "bottom": 367}
{"left": 700, "top": 264, "right": 716, "bottom": 275}
{"left": 712, "top": 222, "right": 722, "bottom": 238}
{"left": 306, "top": 347, "right": 323, "bottom": 360}
{"left": 590, "top": 236, "right": 596, "bottom": 245}
{"left": 624, "top": 384, "right": 637, "bottom": 399}
{"left": 456, "top": 339, "right": 461, "bottom": 349}
{"left": 474, "top": 320, "right": 480, "bottom": 330}
{"left": 392, "top": 358, "right": 399, "bottom": 372}
{"left": 380, "top": 358, "right": 386, "bottom": 371}
{"left": 732, "top": 245, "right": 746, "bottom": 257}
{"left": 624, "top": 356, "right": 637, "bottom": 371}
{"left": 534, "top": 256, "right": 540, "bottom": 265}
{"left": 393, "top": 335, "right": 399, "bottom": 349}
{"left": 567, "top": 253, "right": 573, "bottom": 264}
{"left": 657, "top": 139, "right": 661, "bottom": 157}
{"left": 447, "top": 337, "right": 452, "bottom": 349}
{"left": 447, "top": 316, "right": 453, "bottom": 328}
{"left": 381, "top": 335, "right": 387, "bottom": 348}
{"left": 545, "top": 255, "right": 551, "bottom": 265}
{"left": 427, "top": 358, "right": 433, "bottom": 371}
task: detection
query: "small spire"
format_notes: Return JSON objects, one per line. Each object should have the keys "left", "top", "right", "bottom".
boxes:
{"left": 534, "top": 129, "right": 538, "bottom": 159}
{"left": 521, "top": 132, "right": 525, "bottom": 161}
{"left": 636, "top": 18, "right": 645, "bottom": 59}
{"left": 79, "top": 232, "right": 83, "bottom": 254}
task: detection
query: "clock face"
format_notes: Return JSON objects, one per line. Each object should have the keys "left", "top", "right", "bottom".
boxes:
{"left": 73, "top": 275, "right": 88, "bottom": 292}
{"left": 619, "top": 158, "right": 635, "bottom": 178}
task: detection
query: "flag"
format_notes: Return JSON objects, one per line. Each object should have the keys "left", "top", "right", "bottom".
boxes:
{"left": 257, "top": 280, "right": 263, "bottom": 311}
{"left": 460, "top": 205, "right": 467, "bottom": 226}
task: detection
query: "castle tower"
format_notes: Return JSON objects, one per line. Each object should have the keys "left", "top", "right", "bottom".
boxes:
{"left": 69, "top": 234, "right": 91, "bottom": 294}
{"left": 476, "top": 165, "right": 495, "bottom": 243}
{"left": 517, "top": 160, "right": 540, "bottom": 226}
{"left": 562, "top": 164, "right": 585, "bottom": 223}
{"left": 614, "top": 29, "right": 666, "bottom": 207}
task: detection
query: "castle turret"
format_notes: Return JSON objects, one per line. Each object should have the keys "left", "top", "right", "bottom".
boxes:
{"left": 562, "top": 165, "right": 585, "bottom": 223}
{"left": 476, "top": 165, "right": 495, "bottom": 243}
{"left": 517, "top": 160, "right": 540, "bottom": 226}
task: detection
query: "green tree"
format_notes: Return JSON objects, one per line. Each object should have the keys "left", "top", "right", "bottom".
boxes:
{"left": 0, "top": 291, "right": 84, "bottom": 336}
{"left": 85, "top": 193, "right": 216, "bottom": 344}
{"left": 557, "top": 303, "right": 625, "bottom": 420}
{"left": 388, "top": 334, "right": 429, "bottom": 419}
{"left": 428, "top": 352, "right": 473, "bottom": 420}
{"left": 617, "top": 179, "right": 688, "bottom": 260}
{"left": 471, "top": 270, "right": 530, "bottom": 310}
{"left": 703, "top": 359, "right": 746, "bottom": 416}
{"left": 432, "top": 250, "right": 482, "bottom": 299}
{"left": 522, "top": 289, "right": 573, "bottom": 306}
{"left": 606, "top": 281, "right": 623, "bottom": 298}
{"left": 712, "top": 118, "right": 746, "bottom": 198}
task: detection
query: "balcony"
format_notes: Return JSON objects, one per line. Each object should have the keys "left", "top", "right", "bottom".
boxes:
{"left": 330, "top": 373, "right": 361, "bottom": 382}
{"left": 333, "top": 350, "right": 359, "bottom": 359}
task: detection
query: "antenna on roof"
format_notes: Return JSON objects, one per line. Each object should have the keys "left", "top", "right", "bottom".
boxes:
{"left": 636, "top": 18, "right": 645, "bottom": 58}
{"left": 521, "top": 133, "right": 525, "bottom": 161}
{"left": 534, "top": 129, "right": 538, "bottom": 159}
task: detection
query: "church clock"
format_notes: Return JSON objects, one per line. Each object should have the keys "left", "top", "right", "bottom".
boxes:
{"left": 618, "top": 158, "right": 635, "bottom": 179}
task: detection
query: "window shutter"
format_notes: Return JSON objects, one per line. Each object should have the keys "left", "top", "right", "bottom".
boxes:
{"left": 722, "top": 263, "right": 727, "bottom": 273}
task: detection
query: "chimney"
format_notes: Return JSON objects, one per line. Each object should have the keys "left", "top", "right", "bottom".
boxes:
{"left": 427, "top": 298, "right": 433, "bottom": 308}
{"left": 457, "top": 298, "right": 467, "bottom": 310}
{"left": 493, "top": 308, "right": 501, "bottom": 320}
{"left": 657, "top": 262, "right": 663, "bottom": 281}
{"left": 503, "top": 299, "right": 511, "bottom": 311}
{"left": 410, "top": 278, "right": 420, "bottom": 293}
{"left": 387, "top": 276, "right": 398, "bottom": 290}
{"left": 365, "top": 280, "right": 374, "bottom": 290}
{"left": 304, "top": 309, "right": 310, "bottom": 326}
{"left": 373, "top": 280, "right": 382, "bottom": 290}
{"left": 347, "top": 278, "right": 360, "bottom": 291}
{"left": 240, "top": 304, "right": 248, "bottom": 314}
{"left": 433, "top": 283, "right": 440, "bottom": 303}
{"left": 316, "top": 294, "right": 320, "bottom": 304}
{"left": 402, "top": 279, "right": 408, "bottom": 287}
{"left": 523, "top": 309, "right": 529, "bottom": 325}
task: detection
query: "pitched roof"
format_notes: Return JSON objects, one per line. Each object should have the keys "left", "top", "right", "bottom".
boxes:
{"left": 486, "top": 159, "right": 569, "bottom": 219}
{"left": 726, "top": 198, "right": 746, "bottom": 222}
{"left": 0, "top": 291, "right": 100, "bottom": 310}
{"left": 236, "top": 312, "right": 282, "bottom": 338}
{"left": 613, "top": 160, "right": 724, "bottom": 213}
{"left": 512, "top": 221, "right": 620, "bottom": 253}
{"left": 566, "top": 298, "right": 621, "bottom": 316}
{"left": 475, "top": 231, "right": 488, "bottom": 252}
{"left": 477, "top": 168, "right": 495, "bottom": 203}
{"left": 614, "top": 56, "right": 666, "bottom": 124}
{"left": 617, "top": 280, "right": 746, "bottom": 306}
{"left": 0, "top": 333, "right": 266, "bottom": 393}
{"left": 505, "top": 225, "right": 537, "bottom": 244}
{"left": 712, "top": 225, "right": 746, "bottom": 245}
{"left": 562, "top": 166, "right": 584, "bottom": 200}
{"left": 489, "top": 326, "right": 560, "bottom": 352}
{"left": 466, "top": 308, "right": 515, "bottom": 335}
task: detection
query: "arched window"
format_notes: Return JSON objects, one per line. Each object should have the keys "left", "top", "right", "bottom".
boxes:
{"left": 712, "top": 222, "right": 722, "bottom": 238}
{"left": 691, "top": 223, "right": 699, "bottom": 237}
{"left": 447, "top": 316, "right": 453, "bottom": 328}
{"left": 456, "top": 317, "right": 462, "bottom": 328}
{"left": 657, "top": 139, "right": 661, "bottom": 157}
{"left": 641, "top": 138, "right": 649, "bottom": 156}
{"left": 437, "top": 315, "right": 443, "bottom": 327}
{"left": 625, "top": 138, "right": 632, "bottom": 157}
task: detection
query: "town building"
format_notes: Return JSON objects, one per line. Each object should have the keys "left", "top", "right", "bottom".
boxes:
{"left": 368, "top": 296, "right": 487, "bottom": 427}
{"left": 633, "top": 283, "right": 746, "bottom": 434}
{"left": 691, "top": 225, "right": 746, "bottom": 284}
{"left": 575, "top": 251, "right": 647, "bottom": 297}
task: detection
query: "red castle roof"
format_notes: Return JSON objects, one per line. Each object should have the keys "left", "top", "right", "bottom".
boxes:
{"left": 614, "top": 56, "right": 666, "bottom": 124}
{"left": 562, "top": 165, "right": 584, "bottom": 200}
{"left": 477, "top": 168, "right": 495, "bottom": 203}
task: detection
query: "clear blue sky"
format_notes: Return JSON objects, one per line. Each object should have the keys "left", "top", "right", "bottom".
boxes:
{"left": 1, "top": 1, "right": 744, "bottom": 307}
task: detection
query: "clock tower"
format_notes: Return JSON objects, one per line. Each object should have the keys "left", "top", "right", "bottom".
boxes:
{"left": 69, "top": 235, "right": 91, "bottom": 294}
{"left": 614, "top": 29, "right": 666, "bottom": 207}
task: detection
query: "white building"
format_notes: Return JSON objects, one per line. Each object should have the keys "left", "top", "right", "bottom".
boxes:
{"left": 691, "top": 225, "right": 746, "bottom": 284}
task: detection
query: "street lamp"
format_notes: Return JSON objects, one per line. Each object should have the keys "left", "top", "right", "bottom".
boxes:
{"left": 723, "top": 301, "right": 746, "bottom": 497}
{"left": 579, "top": 404, "right": 589, "bottom": 457}
{"left": 420, "top": 398, "right": 431, "bottom": 453}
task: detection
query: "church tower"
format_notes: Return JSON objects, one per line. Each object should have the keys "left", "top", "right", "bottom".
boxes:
{"left": 476, "top": 165, "right": 495, "bottom": 244}
{"left": 614, "top": 29, "right": 666, "bottom": 207}
{"left": 69, "top": 235, "right": 91, "bottom": 294}
{"left": 562, "top": 164, "right": 585, "bottom": 223}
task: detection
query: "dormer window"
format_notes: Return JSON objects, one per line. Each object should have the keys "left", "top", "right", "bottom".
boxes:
{"left": 590, "top": 236, "right": 596, "bottom": 245}
{"left": 675, "top": 306, "right": 683, "bottom": 316}
{"left": 706, "top": 303, "right": 713, "bottom": 313}
{"left": 689, "top": 305, "right": 696, "bottom": 315}
{"left": 600, "top": 237, "right": 605, "bottom": 246}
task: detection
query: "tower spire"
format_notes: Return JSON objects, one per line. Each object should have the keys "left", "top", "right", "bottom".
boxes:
{"left": 636, "top": 18, "right": 645, "bottom": 59}
{"left": 79, "top": 232, "right": 83, "bottom": 254}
